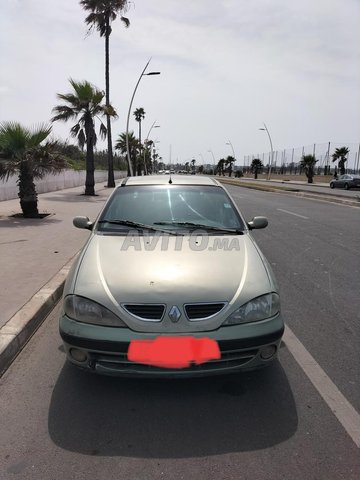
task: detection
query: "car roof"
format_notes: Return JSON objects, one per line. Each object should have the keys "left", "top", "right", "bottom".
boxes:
{"left": 119, "top": 175, "right": 221, "bottom": 187}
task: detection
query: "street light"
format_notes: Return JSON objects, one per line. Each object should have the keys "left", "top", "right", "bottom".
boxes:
{"left": 145, "top": 121, "right": 160, "bottom": 141}
{"left": 126, "top": 59, "right": 160, "bottom": 176}
{"left": 226, "top": 141, "right": 236, "bottom": 176}
{"left": 226, "top": 140, "right": 236, "bottom": 159}
{"left": 259, "top": 123, "right": 274, "bottom": 180}
{"left": 208, "top": 149, "right": 216, "bottom": 175}
{"left": 143, "top": 121, "right": 160, "bottom": 175}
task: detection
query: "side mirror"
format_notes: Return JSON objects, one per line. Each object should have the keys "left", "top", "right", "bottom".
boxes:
{"left": 247, "top": 216, "right": 268, "bottom": 230}
{"left": 73, "top": 216, "right": 93, "bottom": 230}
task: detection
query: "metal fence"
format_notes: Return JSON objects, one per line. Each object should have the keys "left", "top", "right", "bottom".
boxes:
{"left": 243, "top": 142, "right": 360, "bottom": 174}
{"left": 0, "top": 170, "right": 127, "bottom": 201}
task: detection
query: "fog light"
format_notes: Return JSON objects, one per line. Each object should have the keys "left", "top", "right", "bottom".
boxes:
{"left": 260, "top": 345, "right": 277, "bottom": 360}
{"left": 69, "top": 348, "right": 88, "bottom": 363}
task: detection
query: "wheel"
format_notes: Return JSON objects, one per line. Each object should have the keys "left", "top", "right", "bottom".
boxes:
{"left": 330, "top": 182, "right": 335, "bottom": 189}
{"left": 344, "top": 183, "right": 350, "bottom": 190}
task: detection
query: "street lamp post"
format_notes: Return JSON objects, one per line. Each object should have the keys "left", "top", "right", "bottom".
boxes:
{"left": 226, "top": 140, "right": 236, "bottom": 159}
{"left": 208, "top": 149, "right": 216, "bottom": 175}
{"left": 126, "top": 59, "right": 160, "bottom": 176}
{"left": 226, "top": 140, "right": 236, "bottom": 176}
{"left": 143, "top": 121, "right": 160, "bottom": 175}
{"left": 259, "top": 123, "right": 274, "bottom": 180}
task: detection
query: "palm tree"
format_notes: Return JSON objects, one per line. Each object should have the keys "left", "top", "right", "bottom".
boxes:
{"left": 80, "top": 0, "right": 130, "bottom": 188}
{"left": 115, "top": 131, "right": 140, "bottom": 176}
{"left": 52, "top": 79, "right": 115, "bottom": 195}
{"left": 250, "top": 158, "right": 263, "bottom": 179}
{"left": 225, "top": 155, "right": 235, "bottom": 177}
{"left": 300, "top": 154, "right": 317, "bottom": 183}
{"left": 0, "top": 122, "right": 66, "bottom": 217}
{"left": 217, "top": 159, "right": 225, "bottom": 176}
{"left": 133, "top": 107, "right": 146, "bottom": 175}
{"left": 143, "top": 139, "right": 153, "bottom": 174}
{"left": 332, "top": 147, "right": 349, "bottom": 176}
{"left": 191, "top": 158, "right": 196, "bottom": 174}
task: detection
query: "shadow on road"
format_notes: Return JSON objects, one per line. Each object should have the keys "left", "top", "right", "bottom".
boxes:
{"left": 0, "top": 215, "right": 62, "bottom": 228}
{"left": 42, "top": 191, "right": 109, "bottom": 203}
{"left": 48, "top": 361, "right": 297, "bottom": 458}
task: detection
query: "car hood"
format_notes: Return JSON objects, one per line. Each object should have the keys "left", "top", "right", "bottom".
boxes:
{"left": 71, "top": 233, "right": 274, "bottom": 333}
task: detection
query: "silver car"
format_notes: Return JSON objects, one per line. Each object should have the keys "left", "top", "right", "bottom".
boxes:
{"left": 59, "top": 175, "right": 284, "bottom": 377}
{"left": 330, "top": 174, "right": 360, "bottom": 190}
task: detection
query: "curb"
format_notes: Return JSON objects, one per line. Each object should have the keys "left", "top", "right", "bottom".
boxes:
{"left": 218, "top": 178, "right": 360, "bottom": 208}
{"left": 0, "top": 256, "right": 77, "bottom": 377}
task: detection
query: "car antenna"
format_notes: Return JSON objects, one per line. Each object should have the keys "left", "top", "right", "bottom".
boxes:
{"left": 168, "top": 144, "right": 172, "bottom": 184}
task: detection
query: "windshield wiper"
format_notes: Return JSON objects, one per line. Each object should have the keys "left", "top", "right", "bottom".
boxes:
{"left": 98, "top": 219, "right": 179, "bottom": 235}
{"left": 154, "top": 221, "right": 243, "bottom": 234}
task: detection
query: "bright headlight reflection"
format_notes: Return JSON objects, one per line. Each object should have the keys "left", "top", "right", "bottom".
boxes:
{"left": 223, "top": 293, "right": 280, "bottom": 326}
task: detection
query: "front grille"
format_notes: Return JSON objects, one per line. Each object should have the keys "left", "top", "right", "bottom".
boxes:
{"left": 184, "top": 302, "right": 226, "bottom": 320}
{"left": 122, "top": 304, "right": 165, "bottom": 321}
{"left": 90, "top": 346, "right": 259, "bottom": 376}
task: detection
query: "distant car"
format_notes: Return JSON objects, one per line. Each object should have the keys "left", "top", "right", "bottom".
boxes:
{"left": 59, "top": 175, "right": 284, "bottom": 377}
{"left": 330, "top": 174, "right": 360, "bottom": 190}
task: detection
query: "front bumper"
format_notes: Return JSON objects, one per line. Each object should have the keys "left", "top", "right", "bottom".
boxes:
{"left": 59, "top": 314, "right": 285, "bottom": 377}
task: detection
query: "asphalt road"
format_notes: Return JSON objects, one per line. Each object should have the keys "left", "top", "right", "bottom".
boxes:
{"left": 226, "top": 185, "right": 360, "bottom": 412}
{"left": 0, "top": 187, "right": 359, "bottom": 480}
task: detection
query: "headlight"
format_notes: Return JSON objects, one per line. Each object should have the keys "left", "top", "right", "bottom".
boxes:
{"left": 64, "top": 295, "right": 127, "bottom": 327}
{"left": 223, "top": 293, "right": 280, "bottom": 326}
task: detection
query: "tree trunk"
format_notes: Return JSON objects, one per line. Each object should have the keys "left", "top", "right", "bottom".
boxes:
{"left": 18, "top": 161, "right": 39, "bottom": 217}
{"left": 85, "top": 119, "right": 95, "bottom": 195}
{"left": 307, "top": 168, "right": 313, "bottom": 183}
{"left": 105, "top": 20, "right": 115, "bottom": 188}
{"left": 339, "top": 159, "right": 345, "bottom": 176}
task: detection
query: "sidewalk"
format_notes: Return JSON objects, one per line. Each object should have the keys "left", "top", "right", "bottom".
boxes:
{"left": 0, "top": 181, "right": 115, "bottom": 375}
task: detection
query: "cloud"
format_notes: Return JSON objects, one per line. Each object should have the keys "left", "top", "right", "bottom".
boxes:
{"left": 0, "top": 0, "right": 359, "bottom": 164}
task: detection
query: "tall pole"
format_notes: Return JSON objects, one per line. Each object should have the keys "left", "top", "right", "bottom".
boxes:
{"left": 143, "top": 121, "right": 160, "bottom": 175}
{"left": 208, "top": 149, "right": 216, "bottom": 175}
{"left": 226, "top": 140, "right": 236, "bottom": 160}
{"left": 259, "top": 123, "right": 274, "bottom": 180}
{"left": 126, "top": 59, "right": 160, "bottom": 176}
{"left": 226, "top": 141, "right": 236, "bottom": 176}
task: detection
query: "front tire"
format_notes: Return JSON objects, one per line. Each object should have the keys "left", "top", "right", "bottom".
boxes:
{"left": 344, "top": 183, "right": 350, "bottom": 190}
{"left": 330, "top": 182, "right": 335, "bottom": 189}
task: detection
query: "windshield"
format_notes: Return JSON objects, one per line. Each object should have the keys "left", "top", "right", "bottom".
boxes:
{"left": 97, "top": 185, "right": 245, "bottom": 234}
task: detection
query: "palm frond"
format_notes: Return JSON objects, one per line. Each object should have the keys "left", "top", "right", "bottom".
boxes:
{"left": 0, "top": 159, "right": 20, "bottom": 180}
{"left": 80, "top": 0, "right": 131, "bottom": 36}
{"left": 99, "top": 122, "right": 107, "bottom": 140}
{"left": 121, "top": 16, "right": 130, "bottom": 27}
{"left": 51, "top": 106, "right": 78, "bottom": 123}
{"left": 77, "top": 129, "right": 86, "bottom": 149}
{"left": 28, "top": 124, "right": 52, "bottom": 147}
{"left": 104, "top": 104, "right": 118, "bottom": 118}
{"left": 70, "top": 123, "right": 81, "bottom": 138}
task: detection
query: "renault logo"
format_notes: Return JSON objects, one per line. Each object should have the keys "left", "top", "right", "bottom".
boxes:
{"left": 168, "top": 306, "right": 181, "bottom": 323}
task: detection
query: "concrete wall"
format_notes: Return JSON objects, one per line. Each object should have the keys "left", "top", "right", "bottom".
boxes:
{"left": 0, "top": 170, "right": 127, "bottom": 201}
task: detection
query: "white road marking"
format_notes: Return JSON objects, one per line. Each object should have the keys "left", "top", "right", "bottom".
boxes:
{"left": 277, "top": 208, "right": 309, "bottom": 219}
{"left": 283, "top": 325, "right": 360, "bottom": 448}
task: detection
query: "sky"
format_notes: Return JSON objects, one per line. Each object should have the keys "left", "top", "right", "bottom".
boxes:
{"left": 1, "top": 0, "right": 360, "bottom": 168}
